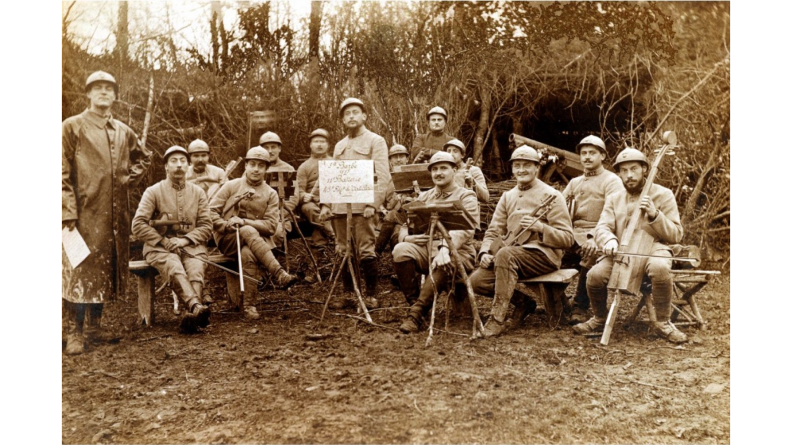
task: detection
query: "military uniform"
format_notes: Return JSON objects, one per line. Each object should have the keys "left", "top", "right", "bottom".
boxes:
{"left": 411, "top": 132, "right": 453, "bottom": 162}
{"left": 186, "top": 164, "right": 226, "bottom": 196}
{"left": 296, "top": 154, "right": 334, "bottom": 245}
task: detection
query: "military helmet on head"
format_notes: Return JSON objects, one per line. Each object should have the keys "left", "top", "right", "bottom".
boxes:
{"left": 443, "top": 138, "right": 466, "bottom": 153}
{"left": 612, "top": 147, "right": 648, "bottom": 169}
{"left": 427, "top": 106, "right": 448, "bottom": 120}
{"left": 389, "top": 144, "right": 409, "bottom": 158}
{"left": 187, "top": 139, "right": 210, "bottom": 154}
{"left": 427, "top": 151, "right": 457, "bottom": 171}
{"left": 245, "top": 146, "right": 271, "bottom": 164}
{"left": 259, "top": 131, "right": 282, "bottom": 146}
{"left": 85, "top": 70, "right": 119, "bottom": 96}
{"left": 576, "top": 135, "right": 607, "bottom": 155}
{"left": 309, "top": 128, "right": 330, "bottom": 141}
{"left": 163, "top": 145, "right": 189, "bottom": 162}
{"left": 339, "top": 97, "right": 367, "bottom": 117}
{"left": 509, "top": 145, "right": 541, "bottom": 164}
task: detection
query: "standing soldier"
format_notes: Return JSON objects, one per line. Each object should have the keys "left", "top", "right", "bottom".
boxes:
{"left": 562, "top": 135, "right": 624, "bottom": 323}
{"left": 411, "top": 106, "right": 454, "bottom": 163}
{"left": 443, "top": 138, "right": 489, "bottom": 203}
{"left": 185, "top": 139, "right": 227, "bottom": 198}
{"left": 470, "top": 145, "right": 574, "bottom": 337}
{"left": 572, "top": 148, "right": 686, "bottom": 343}
{"left": 131, "top": 146, "right": 213, "bottom": 332}
{"left": 259, "top": 131, "right": 297, "bottom": 249}
{"left": 319, "top": 98, "right": 391, "bottom": 309}
{"left": 210, "top": 147, "right": 298, "bottom": 320}
{"left": 296, "top": 128, "right": 335, "bottom": 246}
{"left": 393, "top": 152, "right": 480, "bottom": 333}
{"left": 62, "top": 70, "right": 152, "bottom": 355}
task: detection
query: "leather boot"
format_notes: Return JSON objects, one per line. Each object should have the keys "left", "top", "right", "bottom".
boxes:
{"left": 506, "top": 291, "right": 536, "bottom": 330}
{"left": 192, "top": 281, "right": 213, "bottom": 305}
{"left": 64, "top": 303, "right": 86, "bottom": 355}
{"left": 393, "top": 260, "right": 420, "bottom": 306}
{"left": 361, "top": 257, "right": 380, "bottom": 309}
{"left": 84, "top": 304, "right": 120, "bottom": 344}
{"left": 482, "top": 266, "right": 519, "bottom": 337}
{"left": 449, "top": 282, "right": 472, "bottom": 319}
{"left": 329, "top": 266, "right": 356, "bottom": 310}
{"left": 173, "top": 274, "right": 210, "bottom": 332}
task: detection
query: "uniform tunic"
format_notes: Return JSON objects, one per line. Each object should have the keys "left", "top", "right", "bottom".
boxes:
{"left": 410, "top": 132, "right": 454, "bottom": 161}
{"left": 62, "top": 109, "right": 151, "bottom": 303}
{"left": 131, "top": 179, "right": 213, "bottom": 282}
{"left": 562, "top": 166, "right": 623, "bottom": 246}
{"left": 453, "top": 165, "right": 489, "bottom": 203}
{"left": 186, "top": 164, "right": 226, "bottom": 196}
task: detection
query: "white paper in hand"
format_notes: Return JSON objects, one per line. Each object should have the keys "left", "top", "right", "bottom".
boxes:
{"left": 62, "top": 227, "right": 90, "bottom": 268}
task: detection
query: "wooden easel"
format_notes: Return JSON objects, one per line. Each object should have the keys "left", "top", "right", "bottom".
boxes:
{"left": 265, "top": 171, "right": 322, "bottom": 282}
{"left": 404, "top": 201, "right": 486, "bottom": 342}
{"left": 320, "top": 204, "right": 372, "bottom": 323}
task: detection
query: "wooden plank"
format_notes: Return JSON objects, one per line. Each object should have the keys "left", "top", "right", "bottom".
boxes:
{"left": 520, "top": 269, "right": 578, "bottom": 284}
{"left": 137, "top": 272, "right": 156, "bottom": 326}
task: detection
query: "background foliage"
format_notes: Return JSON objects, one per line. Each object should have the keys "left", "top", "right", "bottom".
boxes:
{"left": 62, "top": 0, "right": 729, "bottom": 265}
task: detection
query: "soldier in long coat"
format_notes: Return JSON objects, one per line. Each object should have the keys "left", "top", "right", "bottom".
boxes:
{"left": 62, "top": 71, "right": 151, "bottom": 354}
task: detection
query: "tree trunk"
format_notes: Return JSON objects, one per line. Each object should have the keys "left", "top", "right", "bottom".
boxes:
{"left": 681, "top": 141, "right": 723, "bottom": 224}
{"left": 309, "top": 1, "right": 323, "bottom": 61}
{"left": 472, "top": 83, "right": 491, "bottom": 163}
{"left": 116, "top": 1, "right": 129, "bottom": 89}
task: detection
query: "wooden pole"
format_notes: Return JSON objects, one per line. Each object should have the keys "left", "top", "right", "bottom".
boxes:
{"left": 346, "top": 203, "right": 372, "bottom": 322}
{"left": 235, "top": 226, "right": 245, "bottom": 294}
{"left": 425, "top": 214, "right": 439, "bottom": 347}
{"left": 600, "top": 290, "right": 621, "bottom": 345}
{"left": 285, "top": 207, "right": 322, "bottom": 283}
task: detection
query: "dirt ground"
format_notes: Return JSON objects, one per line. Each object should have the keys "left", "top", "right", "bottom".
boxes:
{"left": 62, "top": 244, "right": 730, "bottom": 444}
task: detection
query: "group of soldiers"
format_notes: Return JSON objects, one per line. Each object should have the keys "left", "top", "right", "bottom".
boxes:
{"left": 63, "top": 70, "right": 687, "bottom": 356}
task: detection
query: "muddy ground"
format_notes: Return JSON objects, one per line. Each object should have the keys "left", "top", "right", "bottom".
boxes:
{"left": 62, "top": 243, "right": 730, "bottom": 444}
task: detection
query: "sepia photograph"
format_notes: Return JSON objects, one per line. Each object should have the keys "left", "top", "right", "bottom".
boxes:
{"left": 58, "top": 1, "right": 735, "bottom": 443}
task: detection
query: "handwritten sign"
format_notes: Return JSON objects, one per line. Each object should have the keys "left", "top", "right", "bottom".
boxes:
{"left": 318, "top": 160, "right": 374, "bottom": 204}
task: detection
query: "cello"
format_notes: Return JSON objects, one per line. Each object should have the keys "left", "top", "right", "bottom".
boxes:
{"left": 600, "top": 131, "right": 678, "bottom": 345}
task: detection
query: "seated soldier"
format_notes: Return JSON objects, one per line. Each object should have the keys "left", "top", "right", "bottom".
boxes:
{"left": 209, "top": 146, "right": 299, "bottom": 320}
{"left": 375, "top": 144, "right": 411, "bottom": 255}
{"left": 470, "top": 145, "right": 574, "bottom": 337}
{"left": 185, "top": 139, "right": 227, "bottom": 197}
{"left": 259, "top": 131, "right": 298, "bottom": 248}
{"left": 572, "top": 148, "right": 686, "bottom": 343}
{"left": 131, "top": 146, "right": 212, "bottom": 332}
{"left": 443, "top": 138, "right": 489, "bottom": 203}
{"left": 296, "top": 128, "right": 335, "bottom": 246}
{"left": 394, "top": 152, "right": 480, "bottom": 333}
{"left": 561, "top": 135, "right": 623, "bottom": 323}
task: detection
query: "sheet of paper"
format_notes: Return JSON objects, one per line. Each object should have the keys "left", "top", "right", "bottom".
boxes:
{"left": 318, "top": 160, "right": 375, "bottom": 204}
{"left": 62, "top": 227, "right": 90, "bottom": 268}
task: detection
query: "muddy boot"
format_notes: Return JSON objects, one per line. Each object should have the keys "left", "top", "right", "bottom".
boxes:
{"left": 192, "top": 281, "right": 213, "bottom": 305}
{"left": 393, "top": 260, "right": 420, "bottom": 306}
{"left": 274, "top": 269, "right": 299, "bottom": 289}
{"left": 329, "top": 267, "right": 355, "bottom": 310}
{"left": 64, "top": 303, "right": 86, "bottom": 355}
{"left": 569, "top": 267, "right": 591, "bottom": 324}
{"left": 653, "top": 321, "right": 687, "bottom": 343}
{"left": 174, "top": 275, "right": 210, "bottom": 332}
{"left": 399, "top": 315, "right": 421, "bottom": 334}
{"left": 361, "top": 257, "right": 380, "bottom": 309}
{"left": 449, "top": 282, "right": 473, "bottom": 320}
{"left": 651, "top": 279, "right": 686, "bottom": 343}
{"left": 572, "top": 285, "right": 608, "bottom": 334}
{"left": 506, "top": 292, "right": 535, "bottom": 330}
{"left": 84, "top": 304, "right": 120, "bottom": 344}
{"left": 244, "top": 305, "right": 260, "bottom": 320}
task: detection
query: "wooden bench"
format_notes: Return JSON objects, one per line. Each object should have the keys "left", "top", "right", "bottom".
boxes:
{"left": 626, "top": 269, "right": 720, "bottom": 329}
{"left": 514, "top": 268, "right": 579, "bottom": 326}
{"left": 129, "top": 254, "right": 241, "bottom": 326}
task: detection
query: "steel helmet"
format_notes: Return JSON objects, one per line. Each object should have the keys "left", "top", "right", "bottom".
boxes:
{"left": 187, "top": 139, "right": 210, "bottom": 154}
{"left": 443, "top": 138, "right": 466, "bottom": 153}
{"left": 576, "top": 135, "right": 607, "bottom": 155}
{"left": 309, "top": 128, "right": 330, "bottom": 141}
{"left": 612, "top": 147, "right": 648, "bottom": 169}
{"left": 259, "top": 131, "right": 282, "bottom": 146}
{"left": 427, "top": 152, "right": 457, "bottom": 171}
{"left": 389, "top": 144, "right": 409, "bottom": 158}
{"left": 339, "top": 97, "right": 366, "bottom": 117}
{"left": 85, "top": 70, "right": 119, "bottom": 95}
{"left": 245, "top": 146, "right": 271, "bottom": 164}
{"left": 163, "top": 145, "right": 189, "bottom": 162}
{"left": 509, "top": 145, "right": 541, "bottom": 163}
{"left": 427, "top": 106, "right": 448, "bottom": 120}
